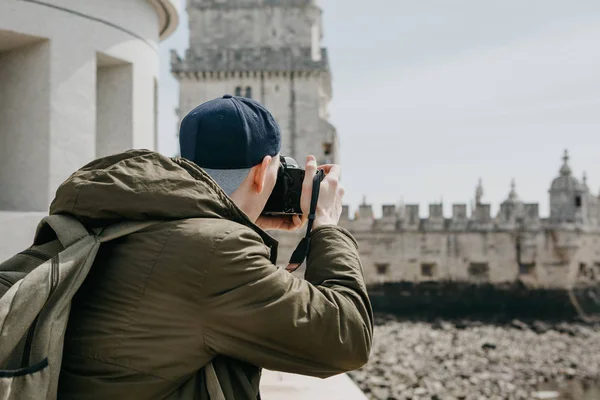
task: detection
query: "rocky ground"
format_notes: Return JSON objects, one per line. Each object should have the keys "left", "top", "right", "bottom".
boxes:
{"left": 348, "top": 315, "right": 600, "bottom": 400}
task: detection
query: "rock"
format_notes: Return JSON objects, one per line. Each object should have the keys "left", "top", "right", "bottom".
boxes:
{"left": 454, "top": 320, "right": 468, "bottom": 329}
{"left": 511, "top": 319, "right": 529, "bottom": 330}
{"left": 532, "top": 321, "right": 550, "bottom": 334}
{"left": 413, "top": 387, "right": 427, "bottom": 395}
{"left": 531, "top": 391, "right": 560, "bottom": 399}
{"left": 555, "top": 323, "right": 577, "bottom": 337}
{"left": 481, "top": 342, "right": 497, "bottom": 350}
{"left": 371, "top": 386, "right": 389, "bottom": 399}
{"left": 431, "top": 320, "right": 444, "bottom": 330}
{"left": 348, "top": 316, "right": 600, "bottom": 399}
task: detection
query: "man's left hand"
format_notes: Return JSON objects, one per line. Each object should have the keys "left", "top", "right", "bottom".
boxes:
{"left": 256, "top": 215, "right": 304, "bottom": 231}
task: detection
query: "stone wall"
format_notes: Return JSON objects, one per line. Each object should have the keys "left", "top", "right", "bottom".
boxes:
{"left": 271, "top": 204, "right": 600, "bottom": 290}
{"left": 187, "top": 0, "right": 319, "bottom": 50}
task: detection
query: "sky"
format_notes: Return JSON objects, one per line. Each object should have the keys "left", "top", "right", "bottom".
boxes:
{"left": 158, "top": 0, "right": 600, "bottom": 218}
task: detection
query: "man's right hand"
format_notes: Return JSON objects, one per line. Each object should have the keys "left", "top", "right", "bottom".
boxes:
{"left": 300, "top": 155, "right": 345, "bottom": 230}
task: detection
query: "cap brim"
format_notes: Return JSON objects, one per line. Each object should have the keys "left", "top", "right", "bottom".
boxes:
{"left": 203, "top": 168, "right": 251, "bottom": 196}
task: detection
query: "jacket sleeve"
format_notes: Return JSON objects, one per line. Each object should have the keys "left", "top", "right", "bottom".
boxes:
{"left": 201, "top": 225, "right": 374, "bottom": 378}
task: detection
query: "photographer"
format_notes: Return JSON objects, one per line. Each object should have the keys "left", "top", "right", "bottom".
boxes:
{"left": 57, "top": 95, "right": 373, "bottom": 399}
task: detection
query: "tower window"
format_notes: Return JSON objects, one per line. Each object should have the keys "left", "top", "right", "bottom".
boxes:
{"left": 468, "top": 262, "right": 489, "bottom": 281}
{"left": 421, "top": 263, "right": 437, "bottom": 278}
{"left": 323, "top": 142, "right": 332, "bottom": 156}
{"left": 375, "top": 263, "right": 389, "bottom": 276}
{"left": 234, "top": 86, "right": 242, "bottom": 97}
{"left": 245, "top": 86, "right": 252, "bottom": 99}
{"left": 519, "top": 263, "right": 536, "bottom": 276}
{"left": 575, "top": 196, "right": 582, "bottom": 207}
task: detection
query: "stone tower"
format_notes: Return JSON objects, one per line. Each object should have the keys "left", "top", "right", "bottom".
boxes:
{"left": 171, "top": 0, "right": 338, "bottom": 165}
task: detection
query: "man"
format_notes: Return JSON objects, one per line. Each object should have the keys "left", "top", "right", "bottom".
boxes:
{"left": 56, "top": 95, "right": 373, "bottom": 399}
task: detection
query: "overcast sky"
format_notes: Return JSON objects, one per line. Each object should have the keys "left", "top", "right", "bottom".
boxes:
{"left": 158, "top": 0, "right": 600, "bottom": 218}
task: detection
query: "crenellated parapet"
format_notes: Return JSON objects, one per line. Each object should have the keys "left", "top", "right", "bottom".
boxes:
{"left": 449, "top": 204, "right": 468, "bottom": 231}
{"left": 342, "top": 152, "right": 600, "bottom": 234}
{"left": 340, "top": 200, "right": 590, "bottom": 233}
{"left": 171, "top": 47, "right": 329, "bottom": 75}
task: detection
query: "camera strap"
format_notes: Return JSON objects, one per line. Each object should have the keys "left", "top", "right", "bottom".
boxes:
{"left": 286, "top": 169, "right": 325, "bottom": 272}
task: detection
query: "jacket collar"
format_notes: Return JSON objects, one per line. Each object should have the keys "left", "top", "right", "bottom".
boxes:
{"left": 174, "top": 158, "right": 279, "bottom": 264}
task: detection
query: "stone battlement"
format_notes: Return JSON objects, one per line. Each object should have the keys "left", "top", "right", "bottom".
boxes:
{"left": 341, "top": 151, "right": 600, "bottom": 233}
{"left": 171, "top": 47, "right": 329, "bottom": 74}
{"left": 188, "top": 0, "right": 316, "bottom": 9}
{"left": 342, "top": 202, "right": 557, "bottom": 233}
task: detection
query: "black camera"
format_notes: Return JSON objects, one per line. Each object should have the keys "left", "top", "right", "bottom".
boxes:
{"left": 262, "top": 156, "right": 305, "bottom": 216}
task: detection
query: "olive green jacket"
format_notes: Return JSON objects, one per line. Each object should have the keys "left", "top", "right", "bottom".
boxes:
{"left": 53, "top": 150, "right": 373, "bottom": 399}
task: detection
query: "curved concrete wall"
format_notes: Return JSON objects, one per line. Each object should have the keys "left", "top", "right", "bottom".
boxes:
{"left": 0, "top": 0, "right": 178, "bottom": 259}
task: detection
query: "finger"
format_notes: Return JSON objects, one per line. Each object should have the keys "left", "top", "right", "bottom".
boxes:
{"left": 304, "top": 155, "right": 317, "bottom": 180}
{"left": 286, "top": 263, "right": 301, "bottom": 273}
{"left": 317, "top": 164, "right": 335, "bottom": 173}
{"left": 278, "top": 218, "right": 298, "bottom": 231}
{"left": 292, "top": 215, "right": 303, "bottom": 228}
{"left": 301, "top": 156, "right": 318, "bottom": 217}
{"left": 325, "top": 165, "right": 342, "bottom": 180}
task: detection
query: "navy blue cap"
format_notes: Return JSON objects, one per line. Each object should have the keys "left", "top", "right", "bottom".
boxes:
{"left": 179, "top": 95, "right": 281, "bottom": 169}
{"left": 179, "top": 95, "right": 282, "bottom": 195}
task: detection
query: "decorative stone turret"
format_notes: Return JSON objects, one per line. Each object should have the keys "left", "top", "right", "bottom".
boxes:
{"left": 475, "top": 178, "right": 484, "bottom": 207}
{"left": 549, "top": 149, "right": 585, "bottom": 225}
{"left": 470, "top": 178, "right": 492, "bottom": 229}
{"left": 497, "top": 179, "right": 525, "bottom": 226}
{"left": 581, "top": 172, "right": 600, "bottom": 226}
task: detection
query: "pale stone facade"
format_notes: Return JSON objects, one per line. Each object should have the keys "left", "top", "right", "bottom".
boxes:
{"left": 275, "top": 151, "right": 600, "bottom": 290}
{"left": 0, "top": 0, "right": 179, "bottom": 261}
{"left": 171, "top": 0, "right": 338, "bottom": 165}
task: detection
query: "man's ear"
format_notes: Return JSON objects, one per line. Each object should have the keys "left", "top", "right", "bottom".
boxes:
{"left": 252, "top": 155, "right": 273, "bottom": 194}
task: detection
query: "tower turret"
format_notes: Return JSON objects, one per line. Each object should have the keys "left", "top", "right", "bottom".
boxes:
{"left": 172, "top": 0, "right": 337, "bottom": 164}
{"left": 498, "top": 179, "right": 525, "bottom": 225}
{"left": 549, "top": 150, "right": 585, "bottom": 224}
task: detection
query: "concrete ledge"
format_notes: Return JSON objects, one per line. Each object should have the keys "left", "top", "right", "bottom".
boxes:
{"left": 149, "top": 0, "right": 180, "bottom": 40}
{"left": 260, "top": 370, "right": 367, "bottom": 400}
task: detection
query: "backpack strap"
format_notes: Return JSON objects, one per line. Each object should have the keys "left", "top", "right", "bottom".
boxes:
{"left": 205, "top": 362, "right": 226, "bottom": 400}
{"left": 35, "top": 215, "right": 90, "bottom": 248}
{"left": 34, "top": 216, "right": 163, "bottom": 248}
{"left": 95, "top": 221, "right": 164, "bottom": 243}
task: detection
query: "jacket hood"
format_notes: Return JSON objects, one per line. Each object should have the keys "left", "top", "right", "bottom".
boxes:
{"left": 50, "top": 150, "right": 253, "bottom": 228}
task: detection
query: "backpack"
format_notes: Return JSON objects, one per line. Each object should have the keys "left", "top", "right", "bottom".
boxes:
{"left": 0, "top": 215, "right": 230, "bottom": 400}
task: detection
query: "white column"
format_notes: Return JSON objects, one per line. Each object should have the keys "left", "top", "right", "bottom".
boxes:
{"left": 0, "top": 39, "right": 51, "bottom": 211}
{"left": 48, "top": 40, "right": 96, "bottom": 200}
